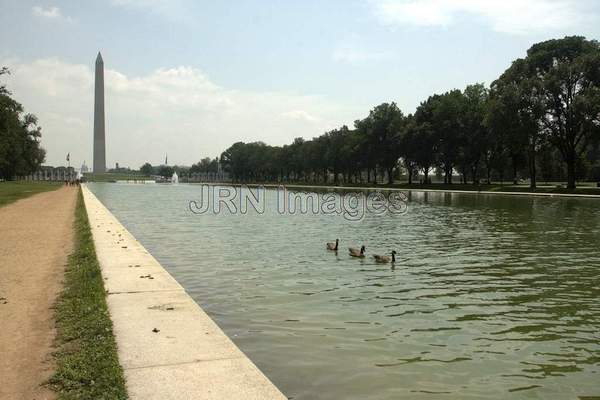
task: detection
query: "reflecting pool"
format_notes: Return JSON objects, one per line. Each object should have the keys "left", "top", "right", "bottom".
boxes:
{"left": 88, "top": 183, "right": 600, "bottom": 399}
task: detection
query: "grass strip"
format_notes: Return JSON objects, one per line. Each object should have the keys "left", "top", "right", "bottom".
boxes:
{"left": 0, "top": 181, "right": 61, "bottom": 207}
{"left": 216, "top": 181, "right": 600, "bottom": 196}
{"left": 49, "top": 188, "right": 128, "bottom": 400}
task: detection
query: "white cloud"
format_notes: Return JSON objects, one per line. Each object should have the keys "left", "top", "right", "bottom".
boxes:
{"left": 1, "top": 57, "right": 358, "bottom": 169}
{"left": 32, "top": 5, "right": 72, "bottom": 21}
{"left": 332, "top": 45, "right": 391, "bottom": 64}
{"left": 110, "top": 0, "right": 174, "bottom": 13}
{"left": 370, "top": 0, "right": 590, "bottom": 35}
{"left": 110, "top": 0, "right": 190, "bottom": 22}
{"left": 32, "top": 6, "right": 61, "bottom": 18}
{"left": 281, "top": 110, "right": 318, "bottom": 122}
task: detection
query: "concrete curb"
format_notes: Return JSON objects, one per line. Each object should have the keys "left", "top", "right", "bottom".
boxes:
{"left": 81, "top": 185, "right": 287, "bottom": 400}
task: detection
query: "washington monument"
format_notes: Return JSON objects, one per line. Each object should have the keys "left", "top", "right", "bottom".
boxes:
{"left": 93, "top": 52, "right": 106, "bottom": 173}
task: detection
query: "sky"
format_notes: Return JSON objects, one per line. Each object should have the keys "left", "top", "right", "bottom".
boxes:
{"left": 1, "top": 0, "right": 600, "bottom": 169}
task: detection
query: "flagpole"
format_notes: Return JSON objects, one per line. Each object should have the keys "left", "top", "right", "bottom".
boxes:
{"left": 67, "top": 153, "right": 70, "bottom": 182}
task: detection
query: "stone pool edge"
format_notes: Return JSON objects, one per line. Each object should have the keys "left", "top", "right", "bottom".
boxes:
{"left": 81, "top": 185, "right": 287, "bottom": 400}
{"left": 193, "top": 182, "right": 600, "bottom": 199}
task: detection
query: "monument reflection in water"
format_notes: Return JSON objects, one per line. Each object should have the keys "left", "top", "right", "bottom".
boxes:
{"left": 88, "top": 182, "right": 600, "bottom": 400}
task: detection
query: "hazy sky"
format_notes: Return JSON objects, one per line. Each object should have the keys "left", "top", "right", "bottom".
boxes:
{"left": 1, "top": 0, "right": 600, "bottom": 169}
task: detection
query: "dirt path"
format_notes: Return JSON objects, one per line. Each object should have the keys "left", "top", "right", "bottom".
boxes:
{"left": 0, "top": 186, "right": 77, "bottom": 400}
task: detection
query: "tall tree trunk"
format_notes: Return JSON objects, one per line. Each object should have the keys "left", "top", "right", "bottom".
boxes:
{"left": 529, "top": 149, "right": 537, "bottom": 190}
{"left": 471, "top": 161, "right": 479, "bottom": 184}
{"left": 566, "top": 155, "right": 576, "bottom": 190}
{"left": 387, "top": 167, "right": 394, "bottom": 184}
{"left": 445, "top": 164, "right": 453, "bottom": 184}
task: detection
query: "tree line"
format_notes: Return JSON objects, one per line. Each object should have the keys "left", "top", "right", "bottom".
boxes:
{"left": 218, "top": 37, "right": 600, "bottom": 189}
{"left": 0, "top": 68, "right": 46, "bottom": 180}
{"left": 139, "top": 157, "right": 220, "bottom": 178}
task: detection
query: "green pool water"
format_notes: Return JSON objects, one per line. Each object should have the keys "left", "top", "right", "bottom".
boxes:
{"left": 88, "top": 183, "right": 600, "bottom": 399}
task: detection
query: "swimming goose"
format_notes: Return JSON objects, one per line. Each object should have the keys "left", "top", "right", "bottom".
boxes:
{"left": 326, "top": 239, "right": 339, "bottom": 251}
{"left": 373, "top": 250, "right": 396, "bottom": 263}
{"left": 349, "top": 245, "right": 366, "bottom": 258}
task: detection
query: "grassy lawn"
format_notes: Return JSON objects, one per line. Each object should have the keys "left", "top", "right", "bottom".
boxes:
{"left": 48, "top": 189, "right": 128, "bottom": 400}
{"left": 0, "top": 181, "right": 61, "bottom": 207}
{"left": 84, "top": 172, "right": 152, "bottom": 182}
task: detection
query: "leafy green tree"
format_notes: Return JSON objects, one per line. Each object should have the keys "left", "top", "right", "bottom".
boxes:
{"left": 339, "top": 129, "right": 364, "bottom": 183}
{"left": 140, "top": 162, "right": 153, "bottom": 175}
{"left": 355, "top": 103, "right": 405, "bottom": 184}
{"left": 302, "top": 138, "right": 324, "bottom": 183}
{"left": 481, "top": 97, "right": 509, "bottom": 184}
{"left": 190, "top": 157, "right": 220, "bottom": 175}
{"left": 485, "top": 89, "right": 528, "bottom": 184}
{"left": 157, "top": 165, "right": 174, "bottom": 178}
{"left": 287, "top": 138, "right": 307, "bottom": 182}
{"left": 439, "top": 91, "right": 465, "bottom": 184}
{"left": 0, "top": 68, "right": 46, "bottom": 180}
{"left": 324, "top": 126, "right": 351, "bottom": 184}
{"left": 415, "top": 91, "right": 464, "bottom": 184}
{"left": 491, "top": 59, "right": 545, "bottom": 188}
{"left": 523, "top": 36, "right": 600, "bottom": 189}
{"left": 0, "top": 67, "right": 9, "bottom": 96}
{"left": 220, "top": 142, "right": 247, "bottom": 182}
{"left": 411, "top": 99, "right": 441, "bottom": 184}
{"left": 458, "top": 84, "right": 489, "bottom": 183}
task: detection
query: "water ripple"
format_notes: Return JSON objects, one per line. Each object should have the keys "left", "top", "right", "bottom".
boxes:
{"left": 89, "top": 183, "right": 600, "bottom": 400}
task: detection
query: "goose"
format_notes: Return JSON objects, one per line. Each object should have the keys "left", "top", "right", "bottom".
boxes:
{"left": 373, "top": 250, "right": 397, "bottom": 264}
{"left": 326, "top": 239, "right": 339, "bottom": 251}
{"left": 349, "top": 245, "right": 366, "bottom": 258}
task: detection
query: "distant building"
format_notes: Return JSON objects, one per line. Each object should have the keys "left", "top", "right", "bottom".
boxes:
{"left": 108, "top": 163, "right": 132, "bottom": 174}
{"left": 27, "top": 166, "right": 77, "bottom": 181}
{"left": 81, "top": 161, "right": 89, "bottom": 173}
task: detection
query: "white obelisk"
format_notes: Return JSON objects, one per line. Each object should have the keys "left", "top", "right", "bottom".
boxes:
{"left": 93, "top": 52, "right": 106, "bottom": 173}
